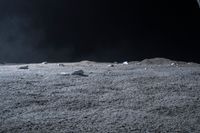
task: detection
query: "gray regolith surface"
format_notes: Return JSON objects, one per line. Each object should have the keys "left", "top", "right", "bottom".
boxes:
{"left": 0, "top": 58, "right": 200, "bottom": 133}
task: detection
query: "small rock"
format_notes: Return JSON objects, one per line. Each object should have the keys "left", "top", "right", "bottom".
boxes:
{"left": 171, "top": 63, "right": 175, "bottom": 66}
{"left": 144, "top": 68, "right": 147, "bottom": 70}
{"left": 59, "top": 72, "right": 69, "bottom": 76}
{"left": 123, "top": 61, "right": 129, "bottom": 65}
{"left": 42, "top": 62, "right": 48, "bottom": 64}
{"left": 71, "top": 70, "right": 88, "bottom": 77}
{"left": 18, "top": 65, "right": 29, "bottom": 69}
{"left": 108, "top": 64, "right": 114, "bottom": 67}
{"left": 58, "top": 63, "right": 65, "bottom": 67}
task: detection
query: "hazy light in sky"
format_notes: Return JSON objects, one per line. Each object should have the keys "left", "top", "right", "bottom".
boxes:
{"left": 197, "top": 0, "right": 200, "bottom": 8}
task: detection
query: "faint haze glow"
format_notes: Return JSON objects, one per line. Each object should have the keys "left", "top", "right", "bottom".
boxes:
{"left": 197, "top": 0, "right": 200, "bottom": 7}
{"left": 0, "top": 16, "right": 45, "bottom": 62}
{"left": 0, "top": 0, "right": 200, "bottom": 63}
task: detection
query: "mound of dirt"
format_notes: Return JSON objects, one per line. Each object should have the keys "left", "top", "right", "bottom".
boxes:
{"left": 140, "top": 58, "right": 174, "bottom": 65}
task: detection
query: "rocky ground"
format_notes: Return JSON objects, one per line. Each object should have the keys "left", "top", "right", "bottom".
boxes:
{"left": 0, "top": 58, "right": 200, "bottom": 133}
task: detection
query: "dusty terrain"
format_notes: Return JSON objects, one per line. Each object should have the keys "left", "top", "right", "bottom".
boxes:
{"left": 0, "top": 58, "right": 200, "bottom": 133}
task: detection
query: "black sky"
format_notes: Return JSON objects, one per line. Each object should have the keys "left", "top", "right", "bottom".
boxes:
{"left": 0, "top": 0, "right": 199, "bottom": 63}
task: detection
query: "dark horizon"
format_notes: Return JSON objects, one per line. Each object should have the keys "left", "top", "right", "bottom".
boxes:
{"left": 0, "top": 0, "right": 200, "bottom": 63}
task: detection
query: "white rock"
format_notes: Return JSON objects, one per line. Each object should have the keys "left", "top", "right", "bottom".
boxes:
{"left": 123, "top": 61, "right": 129, "bottom": 65}
{"left": 171, "top": 63, "right": 175, "bottom": 66}
{"left": 42, "top": 62, "right": 48, "bottom": 64}
{"left": 59, "top": 72, "right": 69, "bottom": 76}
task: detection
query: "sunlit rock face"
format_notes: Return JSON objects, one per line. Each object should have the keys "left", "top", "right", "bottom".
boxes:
{"left": 0, "top": 58, "right": 200, "bottom": 133}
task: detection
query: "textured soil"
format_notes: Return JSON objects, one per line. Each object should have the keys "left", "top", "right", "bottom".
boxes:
{"left": 0, "top": 58, "right": 200, "bottom": 133}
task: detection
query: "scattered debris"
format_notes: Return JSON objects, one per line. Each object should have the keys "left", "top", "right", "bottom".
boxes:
{"left": 18, "top": 65, "right": 29, "bottom": 70}
{"left": 58, "top": 63, "right": 65, "bottom": 67}
{"left": 123, "top": 61, "right": 129, "bottom": 65}
{"left": 71, "top": 70, "right": 88, "bottom": 77}
{"left": 108, "top": 64, "right": 114, "bottom": 67}
{"left": 42, "top": 62, "right": 48, "bottom": 64}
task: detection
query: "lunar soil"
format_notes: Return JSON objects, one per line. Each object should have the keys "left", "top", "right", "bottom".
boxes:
{"left": 0, "top": 58, "right": 200, "bottom": 133}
